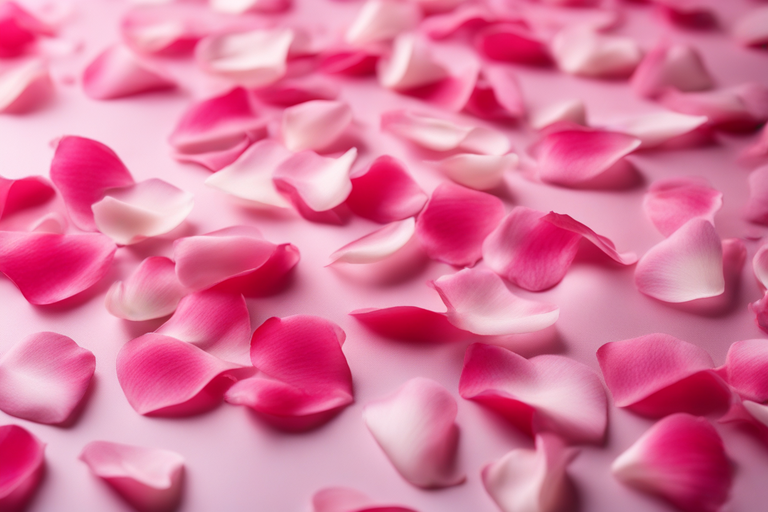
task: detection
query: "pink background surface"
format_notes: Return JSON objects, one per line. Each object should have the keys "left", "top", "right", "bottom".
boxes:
{"left": 2, "top": 0, "right": 768, "bottom": 511}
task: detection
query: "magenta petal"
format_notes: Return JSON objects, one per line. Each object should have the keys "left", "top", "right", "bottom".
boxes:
{"left": 212, "top": 242, "right": 300, "bottom": 297}
{"left": 459, "top": 343, "right": 608, "bottom": 444}
{"left": 80, "top": 441, "right": 184, "bottom": 512}
{"left": 745, "top": 165, "right": 768, "bottom": 225}
{"left": 172, "top": 137, "right": 251, "bottom": 172}
{"left": 106, "top": 256, "right": 187, "bottom": 321}
{"left": 273, "top": 148, "right": 356, "bottom": 213}
{"left": 630, "top": 42, "right": 713, "bottom": 99}
{"left": 0, "top": 2, "right": 53, "bottom": 58}
{"left": 542, "top": 212, "right": 637, "bottom": 264}
{"left": 282, "top": 100, "right": 353, "bottom": 152}
{"left": 719, "top": 339, "right": 768, "bottom": 403}
{"left": 612, "top": 414, "right": 732, "bottom": 512}
{"left": 0, "top": 332, "right": 95, "bottom": 424}
{"left": 363, "top": 377, "right": 465, "bottom": 488}
{"left": 732, "top": 7, "right": 768, "bottom": 48}
{"left": 312, "top": 487, "right": 418, "bottom": 512}
{"left": 644, "top": 177, "right": 722, "bottom": 236}
{"left": 422, "top": 4, "right": 496, "bottom": 40}
{"left": 0, "top": 231, "right": 116, "bottom": 305}
{"left": 415, "top": 183, "right": 504, "bottom": 267}
{"left": 350, "top": 306, "right": 467, "bottom": 343}
{"left": 50, "top": 136, "right": 135, "bottom": 231}
{"left": 0, "top": 175, "right": 54, "bottom": 219}
{"left": 465, "top": 66, "right": 526, "bottom": 121}
{"left": 475, "top": 23, "right": 551, "bottom": 66}
{"left": 83, "top": 45, "right": 176, "bottom": 100}
{"left": 0, "top": 425, "right": 45, "bottom": 512}
{"left": 0, "top": 59, "right": 53, "bottom": 114}
{"left": 254, "top": 77, "right": 339, "bottom": 107}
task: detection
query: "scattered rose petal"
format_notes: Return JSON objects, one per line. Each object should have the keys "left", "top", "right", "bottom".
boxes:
{"left": 0, "top": 175, "right": 54, "bottom": 219}
{"left": 610, "top": 112, "right": 708, "bottom": 149}
{"left": 718, "top": 339, "right": 768, "bottom": 403}
{"left": 345, "top": 0, "right": 421, "bottom": 47}
{"left": 745, "top": 165, "right": 768, "bottom": 225}
{"left": 312, "top": 487, "right": 417, "bottom": 512}
{"left": 0, "top": 425, "right": 45, "bottom": 512}
{"left": 173, "top": 137, "right": 251, "bottom": 172}
{"left": 530, "top": 99, "right": 587, "bottom": 131}
{"left": 329, "top": 218, "right": 415, "bottom": 264}
{"left": 753, "top": 244, "right": 768, "bottom": 292}
{"left": 414, "top": 0, "right": 464, "bottom": 14}
{"left": 378, "top": 34, "right": 448, "bottom": 91}
{"left": 464, "top": 66, "right": 525, "bottom": 121}
{"left": 631, "top": 42, "right": 713, "bottom": 99}
{"left": 106, "top": 256, "right": 187, "bottom": 321}
{"left": 519, "top": 2, "right": 620, "bottom": 36}
{"left": 543, "top": 212, "right": 637, "bottom": 264}
{"left": 83, "top": 45, "right": 176, "bottom": 100}
{"left": 319, "top": 47, "right": 380, "bottom": 76}
{"left": 213, "top": 241, "right": 299, "bottom": 297}
{"left": 121, "top": 4, "right": 212, "bottom": 55}
{"left": 459, "top": 343, "right": 608, "bottom": 444}
{"left": 350, "top": 306, "right": 467, "bottom": 343}
{"left": 741, "top": 124, "right": 768, "bottom": 164}
{"left": 363, "top": 377, "right": 465, "bottom": 488}
{"left": 732, "top": 7, "right": 768, "bottom": 48}
{"left": 433, "top": 153, "right": 517, "bottom": 190}
{"left": 0, "top": 59, "right": 54, "bottom": 114}
{"left": 551, "top": 28, "right": 642, "bottom": 78}
{"left": 612, "top": 413, "right": 731, "bottom": 512}
{"left": 644, "top": 177, "right": 722, "bottom": 236}
{"left": 30, "top": 212, "right": 67, "bottom": 234}
{"left": 281, "top": 100, "right": 353, "bottom": 152}
{"left": 404, "top": 62, "right": 479, "bottom": 113}
{"left": 254, "top": 76, "right": 339, "bottom": 106}
{"left": 0, "top": 2, "right": 54, "bottom": 58}
{"left": 652, "top": 0, "right": 717, "bottom": 29}
{"left": 211, "top": 0, "right": 290, "bottom": 14}
{"left": 475, "top": 23, "right": 551, "bottom": 66}
{"left": 421, "top": 4, "right": 496, "bottom": 40}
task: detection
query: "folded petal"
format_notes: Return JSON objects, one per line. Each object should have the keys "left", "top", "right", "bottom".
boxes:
{"left": 542, "top": 211, "right": 637, "bottom": 264}
{"left": 363, "top": 377, "right": 465, "bottom": 488}
{"left": 421, "top": 4, "right": 496, "bottom": 40}
{"left": 282, "top": 100, "right": 353, "bottom": 152}
{"left": 415, "top": 182, "right": 504, "bottom": 267}
{"left": 0, "top": 231, "right": 116, "bottom": 305}
{"left": 644, "top": 177, "right": 722, "bottom": 236}
{"left": 211, "top": 0, "right": 290, "bottom": 14}
{"left": 745, "top": 165, "right": 768, "bottom": 225}
{"left": 475, "top": 23, "right": 552, "bottom": 66}
{"left": 0, "top": 175, "right": 54, "bottom": 219}
{"left": 482, "top": 434, "right": 577, "bottom": 512}
{"left": 0, "top": 2, "right": 54, "bottom": 58}
{"left": 172, "top": 137, "right": 251, "bottom": 172}
{"left": 718, "top": 339, "right": 768, "bottom": 403}
{"left": 0, "top": 425, "right": 44, "bottom": 511}
{"left": 0, "top": 59, "right": 54, "bottom": 114}
{"left": 732, "top": 7, "right": 768, "bottom": 48}
{"left": 464, "top": 66, "right": 526, "bottom": 121}
{"left": 50, "top": 136, "right": 135, "bottom": 231}
{"left": 459, "top": 343, "right": 608, "bottom": 444}
{"left": 753, "top": 244, "right": 768, "bottom": 291}
{"left": 659, "top": 83, "right": 768, "bottom": 132}
{"left": 273, "top": 148, "right": 356, "bottom": 213}
{"left": 551, "top": 28, "right": 642, "bottom": 78}
{"left": 312, "top": 487, "right": 418, "bottom": 512}
{"left": 350, "top": 306, "right": 467, "bottom": 343}
{"left": 433, "top": 153, "right": 517, "bottom": 190}
{"left": 329, "top": 218, "right": 415, "bottom": 264}
{"left": 612, "top": 414, "right": 731, "bottom": 512}
{"left": 630, "top": 42, "right": 713, "bottom": 99}
{"left": 254, "top": 76, "right": 339, "bottom": 106}
{"left": 83, "top": 45, "right": 176, "bottom": 100}
{"left": 80, "top": 441, "right": 184, "bottom": 512}
{"left": 530, "top": 99, "right": 587, "bottom": 131}
{"left": 378, "top": 34, "right": 448, "bottom": 91}
{"left": 634, "top": 218, "right": 724, "bottom": 303}
{"left": 612, "top": 112, "right": 708, "bottom": 149}
{"left": 0, "top": 332, "right": 95, "bottom": 425}
{"left": 432, "top": 268, "right": 559, "bottom": 335}
{"left": 121, "top": 4, "right": 211, "bottom": 55}
{"left": 346, "top": 155, "right": 427, "bottom": 223}
{"left": 212, "top": 241, "right": 300, "bottom": 297}
{"left": 345, "top": 0, "right": 421, "bottom": 47}
{"left": 106, "top": 256, "right": 187, "bottom": 321}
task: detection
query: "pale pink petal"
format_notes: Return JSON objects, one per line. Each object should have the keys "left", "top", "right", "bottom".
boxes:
{"left": 0, "top": 175, "right": 54, "bottom": 219}
{"left": 224, "top": 315, "right": 353, "bottom": 429}
{"left": 432, "top": 268, "right": 559, "bottom": 335}
{"left": 460, "top": 343, "right": 608, "bottom": 444}
{"left": 542, "top": 212, "right": 637, "bottom": 264}
{"left": 91, "top": 178, "right": 194, "bottom": 245}
{"left": 0, "top": 425, "right": 45, "bottom": 512}
{"left": 745, "top": 165, "right": 768, "bottom": 225}
{"left": 718, "top": 339, "right": 768, "bottom": 403}
{"left": 634, "top": 218, "right": 724, "bottom": 303}
{"left": 551, "top": 28, "right": 642, "bottom": 78}
{"left": 659, "top": 83, "right": 768, "bottom": 132}
{"left": 173, "top": 136, "right": 251, "bottom": 172}
{"left": 0, "top": 332, "right": 94, "bottom": 425}
{"left": 329, "top": 218, "right": 415, "bottom": 264}
{"left": 753, "top": 244, "right": 768, "bottom": 291}
{"left": 0, "top": 2, "right": 54, "bottom": 57}
{"left": 345, "top": 0, "right": 421, "bottom": 47}
{"left": 346, "top": 155, "right": 427, "bottom": 223}
{"left": 121, "top": 4, "right": 211, "bottom": 55}
{"left": 464, "top": 66, "right": 525, "bottom": 121}
{"left": 433, "top": 153, "right": 517, "bottom": 190}
{"left": 530, "top": 99, "right": 587, "bottom": 131}
{"left": 211, "top": 0, "right": 290, "bottom": 14}
{"left": 732, "top": 7, "right": 768, "bottom": 48}
{"left": 475, "top": 23, "right": 552, "bottom": 66}
{"left": 0, "top": 231, "right": 116, "bottom": 305}
{"left": 404, "top": 63, "right": 479, "bottom": 114}
{"left": 611, "top": 112, "right": 708, "bottom": 149}
{"left": 106, "top": 256, "right": 187, "bottom": 321}
{"left": 630, "top": 42, "right": 713, "bottom": 99}
{"left": 50, "top": 136, "right": 135, "bottom": 231}
{"left": 482, "top": 434, "right": 577, "bottom": 512}
{"left": 644, "top": 177, "right": 722, "bottom": 236}
{"left": 363, "top": 377, "right": 465, "bottom": 488}
{"left": 350, "top": 306, "right": 467, "bottom": 343}
{"left": 30, "top": 212, "right": 67, "bottom": 234}
{"left": 612, "top": 413, "right": 731, "bottom": 512}
{"left": 117, "top": 333, "right": 240, "bottom": 416}
{"left": 80, "top": 441, "right": 184, "bottom": 512}
{"left": 415, "top": 182, "right": 504, "bottom": 267}
{"left": 254, "top": 76, "right": 339, "bottom": 106}
{"left": 421, "top": 4, "right": 496, "bottom": 40}
{"left": 597, "top": 333, "right": 729, "bottom": 418}
{"left": 204, "top": 139, "right": 292, "bottom": 209}
{"left": 378, "top": 34, "right": 449, "bottom": 91}
{"left": 0, "top": 59, "right": 53, "bottom": 114}
{"left": 83, "top": 45, "right": 176, "bottom": 100}
{"left": 282, "top": 100, "right": 353, "bottom": 152}
{"left": 312, "top": 487, "right": 418, "bottom": 512}
{"left": 536, "top": 128, "right": 641, "bottom": 186}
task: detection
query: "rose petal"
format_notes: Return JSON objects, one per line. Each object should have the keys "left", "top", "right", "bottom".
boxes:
{"left": 610, "top": 112, "right": 708, "bottom": 149}
{"left": 121, "top": 4, "right": 211, "bottom": 55}
{"left": 634, "top": 218, "right": 724, "bottom": 303}
{"left": 83, "top": 45, "right": 176, "bottom": 100}
{"left": 254, "top": 76, "right": 339, "bottom": 106}
{"left": 542, "top": 212, "right": 637, "bottom": 264}
{"left": 459, "top": 343, "right": 608, "bottom": 444}
{"left": 482, "top": 434, "right": 577, "bottom": 512}
{"left": 741, "top": 123, "right": 768, "bottom": 164}
{"left": 0, "top": 425, "right": 45, "bottom": 512}
{"left": 106, "top": 256, "right": 187, "bottom": 321}
{"left": 346, "top": 155, "right": 427, "bottom": 223}
{"left": 0, "top": 175, "right": 54, "bottom": 219}
{"left": 30, "top": 212, "right": 67, "bottom": 234}
{"left": 80, "top": 441, "right": 184, "bottom": 512}
{"left": 0, "top": 2, "right": 54, "bottom": 58}
{"left": 415, "top": 182, "right": 505, "bottom": 267}
{"left": 744, "top": 165, "right": 768, "bottom": 225}
{"left": 0, "top": 59, "right": 53, "bottom": 114}
{"left": 475, "top": 23, "right": 552, "bottom": 66}
{"left": 211, "top": 0, "right": 290, "bottom": 14}
{"left": 433, "top": 153, "right": 517, "bottom": 190}
{"left": 172, "top": 136, "right": 251, "bottom": 172}
{"left": 0, "top": 231, "right": 116, "bottom": 305}
{"left": 464, "top": 66, "right": 526, "bottom": 120}
{"left": 718, "top": 339, "right": 768, "bottom": 403}
{"left": 50, "top": 136, "right": 135, "bottom": 231}
{"left": 612, "top": 414, "right": 732, "bottom": 512}
{"left": 345, "top": 0, "right": 421, "bottom": 47}
{"left": 551, "top": 28, "right": 642, "bottom": 78}
{"left": 630, "top": 42, "right": 713, "bottom": 99}
{"left": 212, "top": 242, "right": 299, "bottom": 297}
{"left": 753, "top": 243, "right": 768, "bottom": 291}
{"left": 432, "top": 268, "right": 559, "bottom": 335}
{"left": 329, "top": 218, "right": 415, "bottom": 264}
{"left": 0, "top": 332, "right": 95, "bottom": 425}
{"left": 652, "top": 0, "right": 717, "bottom": 29}
{"left": 732, "top": 7, "right": 768, "bottom": 48}
{"left": 319, "top": 47, "right": 380, "bottom": 76}
{"left": 312, "top": 487, "right": 418, "bottom": 512}
{"left": 363, "top": 377, "right": 465, "bottom": 488}
{"left": 282, "top": 100, "right": 353, "bottom": 152}
{"left": 750, "top": 293, "right": 768, "bottom": 334}
{"left": 644, "top": 177, "right": 722, "bottom": 236}
{"left": 530, "top": 99, "right": 587, "bottom": 131}
{"left": 350, "top": 306, "right": 467, "bottom": 343}
{"left": 378, "top": 34, "right": 449, "bottom": 91}
{"left": 421, "top": 4, "right": 496, "bottom": 40}
{"left": 404, "top": 64, "right": 479, "bottom": 114}
{"left": 519, "top": 2, "right": 621, "bottom": 36}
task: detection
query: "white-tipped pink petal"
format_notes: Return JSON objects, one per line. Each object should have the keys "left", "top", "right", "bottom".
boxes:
{"left": 644, "top": 177, "right": 722, "bottom": 236}
{"left": 745, "top": 165, "right": 768, "bottom": 225}
{"left": 432, "top": 268, "right": 559, "bottom": 335}
{"left": 117, "top": 333, "right": 240, "bottom": 416}
{"left": 0, "top": 59, "right": 53, "bottom": 114}
{"left": 753, "top": 244, "right": 768, "bottom": 291}
{"left": 634, "top": 218, "right": 724, "bottom": 303}
{"left": 83, "top": 45, "right": 176, "bottom": 100}
{"left": 329, "top": 218, "right": 415, "bottom": 264}
{"left": 630, "top": 43, "right": 713, "bottom": 99}
{"left": 530, "top": 100, "right": 587, "bottom": 131}
{"left": 121, "top": 4, "right": 211, "bottom": 55}
{"left": 273, "top": 148, "right": 356, "bottom": 213}
{"left": 551, "top": 28, "right": 642, "bottom": 78}
{"left": 518, "top": 2, "right": 620, "bottom": 35}
{"left": 204, "top": 139, "right": 292, "bottom": 208}
{"left": 0, "top": 332, "right": 95, "bottom": 425}
{"left": 363, "top": 377, "right": 465, "bottom": 488}
{"left": 312, "top": 487, "right": 418, "bottom": 512}
{"left": 459, "top": 343, "right": 608, "bottom": 444}
{"left": 597, "top": 334, "right": 729, "bottom": 418}
{"left": 421, "top": 4, "right": 496, "bottom": 40}
{"left": 80, "top": 441, "right": 184, "bottom": 512}
{"left": 464, "top": 66, "right": 525, "bottom": 121}
{"left": 0, "top": 175, "right": 54, "bottom": 219}
{"left": 282, "top": 100, "right": 353, "bottom": 152}
{"left": 350, "top": 306, "right": 467, "bottom": 343}
{"left": 345, "top": 0, "right": 421, "bottom": 47}
{"left": 415, "top": 182, "right": 504, "bottom": 267}
{"left": 660, "top": 83, "right": 768, "bottom": 132}
{"left": 482, "top": 434, "right": 577, "bottom": 512}
{"left": 536, "top": 128, "right": 641, "bottom": 186}
{"left": 0, "top": 425, "right": 44, "bottom": 512}
{"left": 612, "top": 414, "right": 732, "bottom": 512}
{"left": 211, "top": 0, "right": 290, "bottom": 14}
{"left": 434, "top": 153, "right": 517, "bottom": 190}
{"left": 719, "top": 339, "right": 768, "bottom": 403}
{"left": 378, "top": 34, "right": 448, "bottom": 91}
{"left": 106, "top": 256, "right": 187, "bottom": 321}
{"left": 0, "top": 231, "right": 116, "bottom": 305}
{"left": 542, "top": 212, "right": 637, "bottom": 264}
{"left": 50, "top": 136, "right": 135, "bottom": 231}
{"left": 224, "top": 315, "right": 353, "bottom": 429}
{"left": 173, "top": 137, "right": 251, "bottom": 173}
{"left": 91, "top": 178, "right": 194, "bottom": 245}
{"left": 612, "top": 112, "right": 708, "bottom": 149}
{"left": 732, "top": 7, "right": 768, "bottom": 48}
{"left": 0, "top": 2, "right": 54, "bottom": 58}
{"left": 475, "top": 23, "right": 552, "bottom": 66}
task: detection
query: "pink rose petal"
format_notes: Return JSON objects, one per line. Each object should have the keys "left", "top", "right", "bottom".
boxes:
{"left": 350, "top": 306, "right": 467, "bottom": 343}
{"left": 329, "top": 218, "right": 415, "bottom": 264}
{"left": 644, "top": 177, "right": 722, "bottom": 236}
{"left": 0, "top": 175, "right": 54, "bottom": 219}
{"left": 0, "top": 2, "right": 54, "bottom": 58}
{"left": 210, "top": 242, "right": 300, "bottom": 297}
{"left": 630, "top": 42, "right": 713, "bottom": 99}
{"left": 106, "top": 256, "right": 187, "bottom": 321}
{"left": 0, "top": 425, "right": 45, "bottom": 512}
{"left": 610, "top": 112, "right": 708, "bottom": 149}
{"left": 172, "top": 137, "right": 251, "bottom": 172}
{"left": 518, "top": 2, "right": 621, "bottom": 36}
{"left": 741, "top": 124, "right": 768, "bottom": 165}
{"left": 431, "top": 268, "right": 559, "bottom": 335}
{"left": 652, "top": 0, "right": 717, "bottom": 29}
{"left": 211, "top": 0, "right": 290, "bottom": 14}
{"left": 319, "top": 47, "right": 379, "bottom": 76}
{"left": 345, "top": 0, "right": 421, "bottom": 47}
{"left": 0, "top": 59, "right": 54, "bottom": 114}
{"left": 745, "top": 165, "right": 768, "bottom": 225}
{"left": 0, "top": 332, "right": 95, "bottom": 425}
{"left": 459, "top": 343, "right": 608, "bottom": 444}
{"left": 346, "top": 155, "right": 427, "bottom": 223}
{"left": 475, "top": 23, "right": 552, "bottom": 66}
{"left": 30, "top": 212, "right": 68, "bottom": 234}
{"left": 121, "top": 4, "right": 211, "bottom": 56}
{"left": 378, "top": 34, "right": 449, "bottom": 91}
{"left": 530, "top": 99, "right": 586, "bottom": 131}
{"left": 464, "top": 66, "right": 526, "bottom": 121}
{"left": 312, "top": 487, "right": 417, "bottom": 512}
{"left": 83, "top": 45, "right": 176, "bottom": 100}
{"left": 402, "top": 63, "right": 479, "bottom": 113}
{"left": 732, "top": 7, "right": 768, "bottom": 48}
{"left": 282, "top": 100, "right": 353, "bottom": 152}
{"left": 224, "top": 315, "right": 354, "bottom": 430}
{"left": 80, "top": 441, "right": 184, "bottom": 512}
{"left": 753, "top": 244, "right": 768, "bottom": 292}
{"left": 634, "top": 218, "right": 724, "bottom": 303}
{"left": 254, "top": 77, "right": 339, "bottom": 106}
{"left": 542, "top": 212, "right": 637, "bottom": 264}
{"left": 363, "top": 377, "right": 465, "bottom": 488}
{"left": 0, "top": 231, "right": 116, "bottom": 305}
{"left": 433, "top": 153, "right": 517, "bottom": 190}
{"left": 421, "top": 4, "right": 496, "bottom": 40}
{"left": 415, "top": 182, "right": 505, "bottom": 267}
{"left": 612, "top": 413, "right": 731, "bottom": 512}
{"left": 718, "top": 339, "right": 768, "bottom": 403}
{"left": 551, "top": 28, "right": 642, "bottom": 78}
